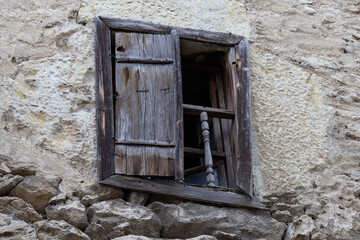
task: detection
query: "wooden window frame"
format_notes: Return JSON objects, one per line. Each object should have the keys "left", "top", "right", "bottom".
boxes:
{"left": 95, "top": 16, "right": 265, "bottom": 210}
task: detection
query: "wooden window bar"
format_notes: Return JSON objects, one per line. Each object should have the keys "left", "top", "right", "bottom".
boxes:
{"left": 183, "top": 104, "right": 234, "bottom": 186}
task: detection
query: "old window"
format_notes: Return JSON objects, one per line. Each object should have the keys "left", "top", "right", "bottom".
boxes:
{"left": 95, "top": 17, "right": 264, "bottom": 209}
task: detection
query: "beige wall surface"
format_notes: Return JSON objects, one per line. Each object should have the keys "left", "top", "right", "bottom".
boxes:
{"left": 0, "top": 0, "right": 359, "bottom": 237}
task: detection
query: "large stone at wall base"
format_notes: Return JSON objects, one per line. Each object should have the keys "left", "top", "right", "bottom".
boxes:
{"left": 34, "top": 220, "right": 90, "bottom": 240}
{"left": 148, "top": 202, "right": 286, "bottom": 240}
{"left": 0, "top": 174, "right": 23, "bottom": 195}
{"left": 88, "top": 199, "right": 161, "bottom": 238}
{"left": 0, "top": 196, "right": 43, "bottom": 223}
{"left": 0, "top": 213, "right": 38, "bottom": 240}
{"left": 45, "top": 200, "right": 88, "bottom": 230}
{"left": 9, "top": 175, "right": 60, "bottom": 213}
{"left": 84, "top": 222, "right": 108, "bottom": 240}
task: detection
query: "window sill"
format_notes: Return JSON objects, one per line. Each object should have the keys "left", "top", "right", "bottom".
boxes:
{"left": 100, "top": 174, "right": 267, "bottom": 210}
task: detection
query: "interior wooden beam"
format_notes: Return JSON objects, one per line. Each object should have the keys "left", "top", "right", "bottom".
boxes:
{"left": 100, "top": 174, "right": 267, "bottom": 210}
{"left": 184, "top": 147, "right": 226, "bottom": 158}
{"left": 183, "top": 104, "right": 235, "bottom": 119}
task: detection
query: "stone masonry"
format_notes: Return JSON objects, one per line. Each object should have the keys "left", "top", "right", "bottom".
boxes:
{"left": 0, "top": 0, "right": 359, "bottom": 239}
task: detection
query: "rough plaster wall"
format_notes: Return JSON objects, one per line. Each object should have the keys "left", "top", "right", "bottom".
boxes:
{"left": 0, "top": 0, "right": 359, "bottom": 226}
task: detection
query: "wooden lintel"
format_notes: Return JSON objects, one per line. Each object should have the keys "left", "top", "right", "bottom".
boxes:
{"left": 99, "top": 16, "right": 244, "bottom": 46}
{"left": 116, "top": 57, "right": 174, "bottom": 64}
{"left": 100, "top": 174, "right": 267, "bottom": 210}
{"left": 100, "top": 16, "right": 171, "bottom": 34}
{"left": 183, "top": 104, "right": 235, "bottom": 119}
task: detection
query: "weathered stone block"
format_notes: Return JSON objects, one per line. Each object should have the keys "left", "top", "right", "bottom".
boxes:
{"left": 88, "top": 199, "right": 161, "bottom": 237}
{"left": 127, "top": 191, "right": 149, "bottom": 206}
{"left": 9, "top": 175, "right": 60, "bottom": 213}
{"left": 34, "top": 220, "right": 90, "bottom": 240}
{"left": 0, "top": 213, "right": 38, "bottom": 240}
{"left": 273, "top": 210, "right": 293, "bottom": 223}
{"left": 0, "top": 174, "right": 23, "bottom": 195}
{"left": 0, "top": 196, "right": 42, "bottom": 223}
{"left": 46, "top": 200, "right": 88, "bottom": 230}
{"left": 284, "top": 215, "right": 315, "bottom": 240}
{"left": 84, "top": 222, "right": 108, "bottom": 240}
{"left": 149, "top": 201, "right": 286, "bottom": 240}
{"left": 48, "top": 193, "right": 67, "bottom": 205}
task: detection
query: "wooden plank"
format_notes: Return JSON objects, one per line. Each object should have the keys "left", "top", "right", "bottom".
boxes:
{"left": 116, "top": 140, "right": 175, "bottom": 147}
{"left": 216, "top": 70, "right": 236, "bottom": 188}
{"left": 184, "top": 159, "right": 225, "bottom": 176}
{"left": 94, "top": 17, "right": 115, "bottom": 180}
{"left": 234, "top": 40, "right": 253, "bottom": 196}
{"left": 100, "top": 16, "right": 244, "bottom": 46}
{"left": 115, "top": 145, "right": 127, "bottom": 174}
{"left": 183, "top": 104, "right": 235, "bottom": 119}
{"left": 100, "top": 16, "right": 171, "bottom": 34}
{"left": 209, "top": 77, "right": 224, "bottom": 152}
{"left": 184, "top": 147, "right": 226, "bottom": 158}
{"left": 100, "top": 175, "right": 267, "bottom": 210}
{"left": 172, "top": 30, "right": 184, "bottom": 182}
{"left": 114, "top": 31, "right": 176, "bottom": 177}
{"left": 175, "top": 27, "right": 244, "bottom": 46}
{"left": 217, "top": 164, "right": 228, "bottom": 187}
{"left": 116, "top": 57, "right": 173, "bottom": 64}
{"left": 126, "top": 146, "right": 145, "bottom": 175}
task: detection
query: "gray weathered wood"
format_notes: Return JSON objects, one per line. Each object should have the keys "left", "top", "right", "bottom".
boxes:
{"left": 200, "top": 112, "right": 216, "bottom": 187}
{"left": 100, "top": 16, "right": 244, "bottom": 46}
{"left": 172, "top": 30, "right": 184, "bottom": 182}
{"left": 183, "top": 104, "right": 235, "bottom": 119}
{"left": 114, "top": 31, "right": 176, "bottom": 177}
{"left": 209, "top": 77, "right": 224, "bottom": 152}
{"left": 184, "top": 147, "right": 226, "bottom": 158}
{"left": 100, "top": 175, "right": 267, "bottom": 210}
{"left": 234, "top": 40, "right": 253, "bottom": 196}
{"left": 116, "top": 140, "right": 176, "bottom": 147}
{"left": 95, "top": 17, "right": 115, "bottom": 180}
{"left": 116, "top": 57, "right": 173, "bottom": 64}
{"left": 216, "top": 60, "right": 236, "bottom": 188}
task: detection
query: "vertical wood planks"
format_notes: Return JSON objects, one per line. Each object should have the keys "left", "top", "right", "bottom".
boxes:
{"left": 114, "top": 31, "right": 177, "bottom": 177}
{"left": 95, "top": 17, "right": 115, "bottom": 180}
{"left": 215, "top": 70, "right": 236, "bottom": 188}
{"left": 172, "top": 30, "right": 184, "bottom": 181}
{"left": 234, "top": 40, "right": 253, "bottom": 196}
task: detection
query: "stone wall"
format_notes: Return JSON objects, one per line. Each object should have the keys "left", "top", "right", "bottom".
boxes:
{"left": 0, "top": 0, "right": 359, "bottom": 239}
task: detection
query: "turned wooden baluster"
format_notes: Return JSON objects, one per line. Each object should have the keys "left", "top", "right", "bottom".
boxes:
{"left": 200, "top": 112, "right": 216, "bottom": 186}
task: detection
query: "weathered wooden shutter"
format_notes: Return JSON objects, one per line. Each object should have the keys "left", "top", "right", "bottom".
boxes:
{"left": 114, "top": 30, "right": 179, "bottom": 177}
{"left": 222, "top": 40, "right": 253, "bottom": 196}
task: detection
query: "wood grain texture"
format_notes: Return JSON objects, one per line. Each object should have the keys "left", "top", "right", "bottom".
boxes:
{"left": 183, "top": 104, "right": 235, "bottom": 119}
{"left": 215, "top": 70, "right": 236, "bottom": 188}
{"left": 95, "top": 17, "right": 115, "bottom": 180}
{"left": 100, "top": 16, "right": 244, "bottom": 46}
{"left": 234, "top": 40, "right": 253, "bottom": 196}
{"left": 209, "top": 77, "right": 224, "bottom": 152}
{"left": 100, "top": 175, "right": 267, "bottom": 210}
{"left": 172, "top": 30, "right": 184, "bottom": 181}
{"left": 114, "top": 31, "right": 176, "bottom": 176}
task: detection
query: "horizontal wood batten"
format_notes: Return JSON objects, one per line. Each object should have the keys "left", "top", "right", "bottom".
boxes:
{"left": 116, "top": 57, "right": 174, "bottom": 64}
{"left": 116, "top": 140, "right": 175, "bottom": 147}
{"left": 183, "top": 104, "right": 235, "bottom": 119}
{"left": 184, "top": 147, "right": 226, "bottom": 158}
{"left": 100, "top": 175, "right": 267, "bottom": 210}
{"left": 100, "top": 16, "right": 244, "bottom": 46}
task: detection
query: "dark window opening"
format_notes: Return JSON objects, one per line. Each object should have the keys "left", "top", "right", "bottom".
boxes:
{"left": 180, "top": 40, "right": 230, "bottom": 187}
